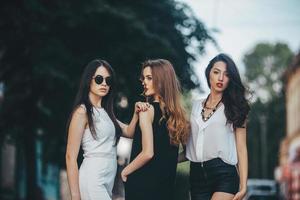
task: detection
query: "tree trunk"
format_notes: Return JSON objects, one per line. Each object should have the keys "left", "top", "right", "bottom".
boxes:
{"left": 24, "top": 131, "right": 38, "bottom": 200}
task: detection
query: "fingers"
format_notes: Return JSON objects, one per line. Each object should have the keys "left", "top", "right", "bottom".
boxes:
{"left": 135, "top": 102, "right": 150, "bottom": 113}
{"left": 121, "top": 169, "right": 128, "bottom": 182}
{"left": 137, "top": 102, "right": 148, "bottom": 111}
{"left": 232, "top": 192, "right": 243, "bottom": 200}
{"left": 121, "top": 172, "right": 127, "bottom": 182}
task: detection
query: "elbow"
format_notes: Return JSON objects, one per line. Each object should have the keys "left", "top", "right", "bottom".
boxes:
{"left": 143, "top": 151, "right": 154, "bottom": 161}
{"left": 65, "top": 154, "right": 70, "bottom": 166}
{"left": 126, "top": 129, "right": 135, "bottom": 138}
{"left": 65, "top": 153, "right": 76, "bottom": 166}
{"left": 65, "top": 153, "right": 71, "bottom": 161}
{"left": 122, "top": 129, "right": 133, "bottom": 138}
{"left": 123, "top": 132, "right": 132, "bottom": 139}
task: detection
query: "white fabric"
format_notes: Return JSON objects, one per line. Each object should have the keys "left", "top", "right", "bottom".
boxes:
{"left": 186, "top": 99, "right": 238, "bottom": 165}
{"left": 79, "top": 107, "right": 117, "bottom": 200}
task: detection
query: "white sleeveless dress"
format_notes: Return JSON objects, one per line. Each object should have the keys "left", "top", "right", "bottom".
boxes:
{"left": 79, "top": 107, "right": 117, "bottom": 200}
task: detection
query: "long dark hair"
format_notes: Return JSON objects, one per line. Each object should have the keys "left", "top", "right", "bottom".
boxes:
{"left": 205, "top": 53, "right": 250, "bottom": 129}
{"left": 67, "top": 59, "right": 121, "bottom": 143}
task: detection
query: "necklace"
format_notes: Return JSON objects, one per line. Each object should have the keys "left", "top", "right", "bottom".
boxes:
{"left": 201, "top": 95, "right": 222, "bottom": 122}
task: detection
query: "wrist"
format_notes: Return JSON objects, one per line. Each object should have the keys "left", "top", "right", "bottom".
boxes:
{"left": 239, "top": 187, "right": 247, "bottom": 192}
{"left": 123, "top": 166, "right": 130, "bottom": 175}
{"left": 133, "top": 111, "right": 138, "bottom": 117}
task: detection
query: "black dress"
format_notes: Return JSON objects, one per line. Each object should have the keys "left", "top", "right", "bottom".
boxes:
{"left": 125, "top": 102, "right": 179, "bottom": 200}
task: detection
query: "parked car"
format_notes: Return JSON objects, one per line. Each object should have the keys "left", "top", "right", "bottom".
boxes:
{"left": 243, "top": 179, "right": 279, "bottom": 200}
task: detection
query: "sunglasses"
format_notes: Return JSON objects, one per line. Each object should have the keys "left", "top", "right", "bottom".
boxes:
{"left": 93, "top": 75, "right": 112, "bottom": 86}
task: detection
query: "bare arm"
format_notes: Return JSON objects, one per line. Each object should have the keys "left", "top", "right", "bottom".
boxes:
{"left": 121, "top": 105, "right": 154, "bottom": 182}
{"left": 119, "top": 102, "right": 149, "bottom": 138}
{"left": 65, "top": 106, "right": 87, "bottom": 200}
{"left": 118, "top": 114, "right": 138, "bottom": 138}
{"left": 233, "top": 126, "right": 248, "bottom": 200}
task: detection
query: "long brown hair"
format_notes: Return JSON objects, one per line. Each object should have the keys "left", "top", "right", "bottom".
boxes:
{"left": 141, "top": 59, "right": 190, "bottom": 145}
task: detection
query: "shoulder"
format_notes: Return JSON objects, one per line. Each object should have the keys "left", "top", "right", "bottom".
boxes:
{"left": 70, "top": 105, "right": 88, "bottom": 126}
{"left": 74, "top": 104, "right": 87, "bottom": 116}
{"left": 139, "top": 104, "right": 154, "bottom": 121}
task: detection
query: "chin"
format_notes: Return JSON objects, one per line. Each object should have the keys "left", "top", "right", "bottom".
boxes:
{"left": 213, "top": 87, "right": 225, "bottom": 93}
{"left": 97, "top": 92, "right": 108, "bottom": 97}
{"left": 145, "top": 91, "right": 154, "bottom": 96}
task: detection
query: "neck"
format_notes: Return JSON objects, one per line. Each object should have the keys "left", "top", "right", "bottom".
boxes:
{"left": 89, "top": 92, "right": 102, "bottom": 108}
{"left": 208, "top": 90, "right": 223, "bottom": 104}
{"left": 153, "top": 94, "right": 160, "bottom": 102}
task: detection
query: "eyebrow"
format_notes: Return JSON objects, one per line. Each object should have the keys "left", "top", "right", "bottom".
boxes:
{"left": 213, "top": 68, "right": 227, "bottom": 72}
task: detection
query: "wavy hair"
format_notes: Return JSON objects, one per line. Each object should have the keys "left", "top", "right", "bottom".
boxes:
{"left": 205, "top": 53, "right": 250, "bottom": 129}
{"left": 141, "top": 59, "right": 190, "bottom": 145}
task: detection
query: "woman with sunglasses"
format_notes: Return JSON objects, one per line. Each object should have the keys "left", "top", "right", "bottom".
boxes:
{"left": 66, "top": 59, "right": 146, "bottom": 200}
{"left": 121, "top": 59, "right": 190, "bottom": 200}
{"left": 182, "top": 54, "right": 250, "bottom": 200}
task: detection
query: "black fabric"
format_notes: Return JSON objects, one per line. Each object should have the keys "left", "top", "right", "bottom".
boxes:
{"left": 125, "top": 102, "right": 179, "bottom": 200}
{"left": 190, "top": 158, "right": 239, "bottom": 200}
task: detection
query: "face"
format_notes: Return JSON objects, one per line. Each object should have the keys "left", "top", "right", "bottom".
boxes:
{"left": 90, "top": 66, "right": 111, "bottom": 98}
{"left": 209, "top": 61, "right": 230, "bottom": 93}
{"left": 140, "top": 66, "right": 155, "bottom": 96}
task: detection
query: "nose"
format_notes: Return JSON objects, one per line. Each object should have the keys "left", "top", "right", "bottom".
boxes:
{"left": 218, "top": 73, "right": 224, "bottom": 82}
{"left": 101, "top": 79, "right": 107, "bottom": 86}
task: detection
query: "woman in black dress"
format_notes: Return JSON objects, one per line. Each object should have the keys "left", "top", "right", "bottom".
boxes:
{"left": 121, "top": 59, "right": 190, "bottom": 200}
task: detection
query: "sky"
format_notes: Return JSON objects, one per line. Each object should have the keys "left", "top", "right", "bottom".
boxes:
{"left": 181, "top": 0, "right": 300, "bottom": 97}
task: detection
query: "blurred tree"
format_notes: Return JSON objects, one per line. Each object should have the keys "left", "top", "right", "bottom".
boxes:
{"left": 0, "top": 0, "right": 213, "bottom": 199}
{"left": 243, "top": 42, "right": 294, "bottom": 178}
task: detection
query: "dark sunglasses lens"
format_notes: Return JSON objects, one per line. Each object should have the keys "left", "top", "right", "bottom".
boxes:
{"left": 106, "top": 77, "right": 112, "bottom": 86}
{"left": 94, "top": 75, "right": 104, "bottom": 84}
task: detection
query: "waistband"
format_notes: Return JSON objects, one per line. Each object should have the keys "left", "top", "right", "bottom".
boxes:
{"left": 83, "top": 152, "right": 116, "bottom": 159}
{"left": 190, "top": 158, "right": 229, "bottom": 168}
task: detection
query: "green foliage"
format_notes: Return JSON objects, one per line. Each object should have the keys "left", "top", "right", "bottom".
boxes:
{"left": 175, "top": 161, "right": 190, "bottom": 200}
{"left": 182, "top": 90, "right": 193, "bottom": 115}
{"left": 0, "top": 1, "right": 213, "bottom": 198}
{"left": 243, "top": 42, "right": 293, "bottom": 178}
{"left": 243, "top": 42, "right": 293, "bottom": 102}
{"left": 0, "top": 0, "right": 212, "bottom": 163}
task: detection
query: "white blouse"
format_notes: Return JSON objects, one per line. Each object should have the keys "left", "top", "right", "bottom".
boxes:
{"left": 186, "top": 99, "right": 238, "bottom": 165}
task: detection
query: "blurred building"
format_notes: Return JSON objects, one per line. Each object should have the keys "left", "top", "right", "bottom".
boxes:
{"left": 0, "top": 136, "right": 16, "bottom": 200}
{"left": 276, "top": 52, "right": 300, "bottom": 200}
{"left": 0, "top": 137, "right": 60, "bottom": 200}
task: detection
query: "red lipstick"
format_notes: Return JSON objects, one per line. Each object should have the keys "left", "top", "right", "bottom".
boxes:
{"left": 216, "top": 83, "right": 223, "bottom": 88}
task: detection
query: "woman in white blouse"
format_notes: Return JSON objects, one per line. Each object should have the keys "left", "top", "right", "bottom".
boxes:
{"left": 179, "top": 53, "right": 250, "bottom": 200}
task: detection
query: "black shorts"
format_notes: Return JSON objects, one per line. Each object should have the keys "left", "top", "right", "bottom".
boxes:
{"left": 190, "top": 158, "right": 239, "bottom": 200}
